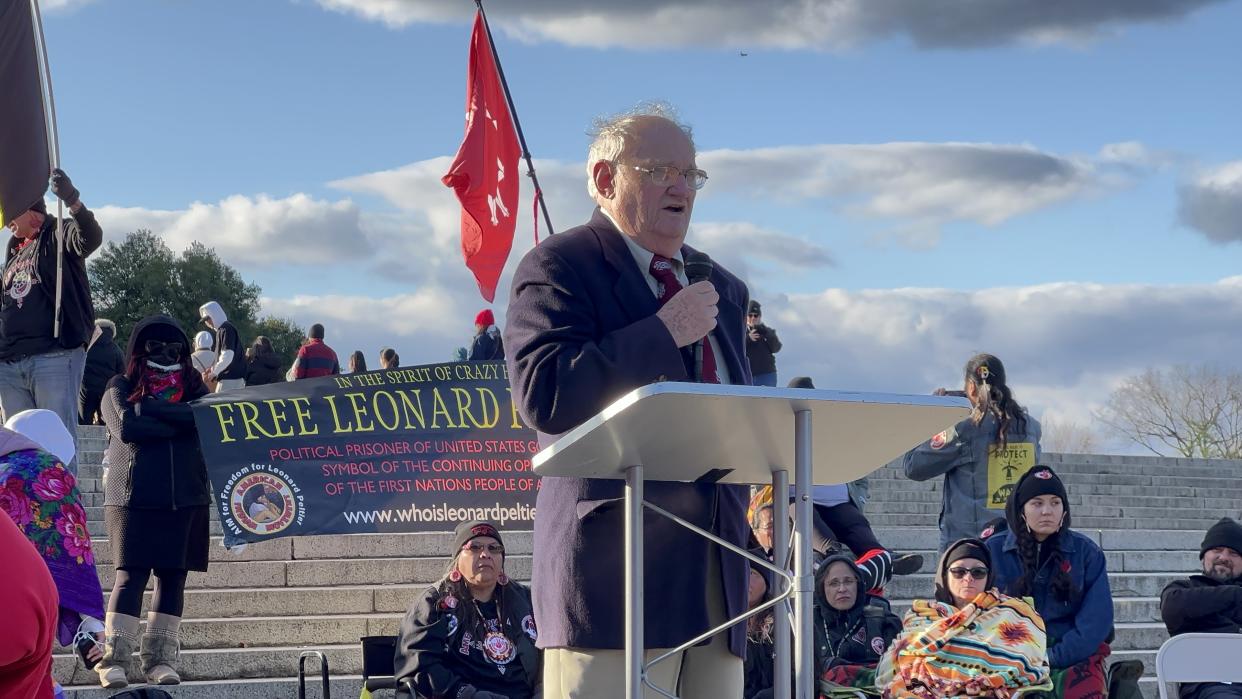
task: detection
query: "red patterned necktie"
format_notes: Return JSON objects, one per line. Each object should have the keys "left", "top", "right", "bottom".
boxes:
{"left": 649, "top": 254, "right": 719, "bottom": 383}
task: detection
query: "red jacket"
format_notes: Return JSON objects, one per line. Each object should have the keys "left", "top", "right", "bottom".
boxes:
{"left": 0, "top": 512, "right": 57, "bottom": 698}
{"left": 293, "top": 339, "right": 340, "bottom": 379}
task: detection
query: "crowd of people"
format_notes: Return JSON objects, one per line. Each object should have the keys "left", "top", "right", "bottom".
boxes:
{"left": 0, "top": 169, "right": 510, "bottom": 695}
{"left": 2, "top": 109, "right": 1240, "bottom": 699}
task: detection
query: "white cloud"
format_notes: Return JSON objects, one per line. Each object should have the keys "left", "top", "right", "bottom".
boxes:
{"left": 41, "top": 0, "right": 96, "bottom": 11}
{"left": 697, "top": 142, "right": 1144, "bottom": 245}
{"left": 261, "top": 275, "right": 1242, "bottom": 454}
{"left": 95, "top": 194, "right": 370, "bottom": 267}
{"left": 332, "top": 141, "right": 1143, "bottom": 256}
{"left": 1178, "top": 160, "right": 1242, "bottom": 243}
{"left": 691, "top": 221, "right": 834, "bottom": 277}
{"left": 755, "top": 279, "right": 1242, "bottom": 432}
{"left": 263, "top": 287, "right": 473, "bottom": 363}
{"left": 312, "top": 0, "right": 1225, "bottom": 50}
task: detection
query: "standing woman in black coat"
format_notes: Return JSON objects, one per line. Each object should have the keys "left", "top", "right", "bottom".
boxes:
{"left": 95, "top": 315, "right": 211, "bottom": 689}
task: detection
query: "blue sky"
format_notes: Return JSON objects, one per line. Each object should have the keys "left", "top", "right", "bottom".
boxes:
{"left": 36, "top": 0, "right": 1242, "bottom": 450}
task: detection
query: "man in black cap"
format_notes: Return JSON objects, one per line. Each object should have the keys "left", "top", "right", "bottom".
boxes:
{"left": 1, "top": 169, "right": 102, "bottom": 472}
{"left": 1160, "top": 517, "right": 1242, "bottom": 699}
{"left": 745, "top": 300, "right": 782, "bottom": 387}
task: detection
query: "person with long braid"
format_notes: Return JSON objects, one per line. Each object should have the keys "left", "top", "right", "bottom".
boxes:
{"left": 986, "top": 466, "right": 1114, "bottom": 699}
{"left": 902, "top": 353, "right": 1041, "bottom": 552}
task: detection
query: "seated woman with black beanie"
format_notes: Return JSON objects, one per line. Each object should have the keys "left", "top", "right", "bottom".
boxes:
{"left": 985, "top": 466, "right": 1115, "bottom": 699}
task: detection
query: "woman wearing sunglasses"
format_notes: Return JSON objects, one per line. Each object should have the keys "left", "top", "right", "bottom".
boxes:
{"left": 395, "top": 520, "right": 541, "bottom": 699}
{"left": 96, "top": 315, "right": 211, "bottom": 688}
{"left": 876, "top": 538, "right": 1052, "bottom": 698}
{"left": 986, "top": 466, "right": 1114, "bottom": 699}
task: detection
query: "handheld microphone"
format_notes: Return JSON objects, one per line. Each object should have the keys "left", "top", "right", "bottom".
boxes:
{"left": 684, "top": 252, "right": 714, "bottom": 382}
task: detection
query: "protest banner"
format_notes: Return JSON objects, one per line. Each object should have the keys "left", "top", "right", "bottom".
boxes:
{"left": 190, "top": 361, "right": 539, "bottom": 547}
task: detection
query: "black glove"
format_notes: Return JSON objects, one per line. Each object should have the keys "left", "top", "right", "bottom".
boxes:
{"left": 50, "top": 168, "right": 80, "bottom": 207}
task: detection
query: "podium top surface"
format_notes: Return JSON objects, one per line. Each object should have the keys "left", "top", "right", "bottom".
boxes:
{"left": 532, "top": 383, "right": 971, "bottom": 485}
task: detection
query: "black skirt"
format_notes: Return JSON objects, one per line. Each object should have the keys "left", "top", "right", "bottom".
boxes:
{"left": 105, "top": 505, "right": 210, "bottom": 571}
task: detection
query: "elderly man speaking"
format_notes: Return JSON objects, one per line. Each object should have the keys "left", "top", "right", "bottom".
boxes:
{"left": 505, "top": 103, "right": 752, "bottom": 698}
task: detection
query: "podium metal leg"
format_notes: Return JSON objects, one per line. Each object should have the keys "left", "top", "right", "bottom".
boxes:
{"left": 771, "top": 467, "right": 791, "bottom": 699}
{"left": 793, "top": 409, "right": 814, "bottom": 699}
{"left": 626, "top": 464, "right": 644, "bottom": 699}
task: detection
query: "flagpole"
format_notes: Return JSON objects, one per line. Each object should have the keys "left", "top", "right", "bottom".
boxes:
{"left": 28, "top": 0, "right": 65, "bottom": 338}
{"left": 473, "top": 0, "right": 555, "bottom": 238}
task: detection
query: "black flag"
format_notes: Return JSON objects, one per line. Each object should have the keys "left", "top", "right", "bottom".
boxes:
{"left": 0, "top": 0, "right": 50, "bottom": 228}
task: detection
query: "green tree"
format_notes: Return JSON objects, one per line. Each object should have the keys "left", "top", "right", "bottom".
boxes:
{"left": 253, "top": 316, "right": 306, "bottom": 370}
{"left": 87, "top": 230, "right": 177, "bottom": 344}
{"left": 90, "top": 232, "right": 269, "bottom": 351}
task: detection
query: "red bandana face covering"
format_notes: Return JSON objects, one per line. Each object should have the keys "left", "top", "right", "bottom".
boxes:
{"left": 143, "top": 368, "right": 184, "bottom": 402}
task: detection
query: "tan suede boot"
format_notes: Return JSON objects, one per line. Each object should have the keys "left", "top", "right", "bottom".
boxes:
{"left": 141, "top": 612, "right": 183, "bottom": 684}
{"left": 95, "top": 612, "right": 141, "bottom": 688}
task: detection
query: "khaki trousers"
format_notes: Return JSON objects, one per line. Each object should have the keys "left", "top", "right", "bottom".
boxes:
{"left": 542, "top": 552, "right": 743, "bottom": 698}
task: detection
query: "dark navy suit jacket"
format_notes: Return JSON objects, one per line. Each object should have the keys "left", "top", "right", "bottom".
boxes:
{"left": 504, "top": 209, "right": 753, "bottom": 657}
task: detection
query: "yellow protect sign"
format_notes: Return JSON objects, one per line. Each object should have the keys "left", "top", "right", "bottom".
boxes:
{"left": 987, "top": 442, "right": 1036, "bottom": 509}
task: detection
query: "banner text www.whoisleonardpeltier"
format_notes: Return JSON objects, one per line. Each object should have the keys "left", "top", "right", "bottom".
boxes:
{"left": 343, "top": 501, "right": 536, "bottom": 526}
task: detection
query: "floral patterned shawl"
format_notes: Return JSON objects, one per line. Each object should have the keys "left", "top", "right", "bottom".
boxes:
{"left": 876, "top": 590, "right": 1052, "bottom": 699}
{"left": 0, "top": 443, "right": 104, "bottom": 647}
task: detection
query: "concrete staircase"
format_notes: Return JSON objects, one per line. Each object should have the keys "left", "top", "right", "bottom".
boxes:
{"left": 59, "top": 426, "right": 1240, "bottom": 697}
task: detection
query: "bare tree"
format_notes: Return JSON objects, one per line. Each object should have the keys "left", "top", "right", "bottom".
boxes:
{"left": 1040, "top": 417, "right": 1102, "bottom": 454}
{"left": 1096, "top": 364, "right": 1242, "bottom": 458}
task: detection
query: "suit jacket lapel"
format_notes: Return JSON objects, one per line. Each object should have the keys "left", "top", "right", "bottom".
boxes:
{"left": 591, "top": 208, "right": 660, "bottom": 324}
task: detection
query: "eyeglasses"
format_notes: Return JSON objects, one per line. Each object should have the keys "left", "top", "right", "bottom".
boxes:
{"left": 825, "top": 577, "right": 858, "bottom": 590}
{"left": 627, "top": 164, "right": 709, "bottom": 190}
{"left": 948, "top": 566, "right": 989, "bottom": 580}
{"left": 462, "top": 542, "right": 504, "bottom": 556}
{"left": 144, "top": 340, "right": 183, "bottom": 355}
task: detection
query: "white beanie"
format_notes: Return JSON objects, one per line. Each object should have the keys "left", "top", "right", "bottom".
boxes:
{"left": 194, "top": 330, "right": 214, "bottom": 351}
{"left": 5, "top": 409, "right": 75, "bottom": 464}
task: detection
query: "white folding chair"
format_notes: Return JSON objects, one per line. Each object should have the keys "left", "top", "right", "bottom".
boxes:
{"left": 1155, "top": 632, "right": 1242, "bottom": 699}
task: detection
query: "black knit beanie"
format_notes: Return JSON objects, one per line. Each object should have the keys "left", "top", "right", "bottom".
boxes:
{"left": 1200, "top": 517, "right": 1242, "bottom": 559}
{"left": 1005, "top": 466, "right": 1071, "bottom": 534}
{"left": 452, "top": 520, "right": 504, "bottom": 554}
{"left": 1013, "top": 467, "right": 1068, "bottom": 512}
{"left": 935, "top": 538, "right": 994, "bottom": 606}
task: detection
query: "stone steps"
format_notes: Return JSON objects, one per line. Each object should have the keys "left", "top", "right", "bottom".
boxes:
{"left": 57, "top": 611, "right": 1176, "bottom": 655}
{"left": 55, "top": 643, "right": 363, "bottom": 686}
{"left": 57, "top": 423, "right": 1237, "bottom": 695}
{"left": 63, "top": 676, "right": 358, "bottom": 698}
{"left": 94, "top": 555, "right": 536, "bottom": 591}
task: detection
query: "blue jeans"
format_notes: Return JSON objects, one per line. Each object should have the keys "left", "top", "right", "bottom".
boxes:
{"left": 753, "top": 372, "right": 778, "bottom": 387}
{"left": 0, "top": 347, "right": 86, "bottom": 473}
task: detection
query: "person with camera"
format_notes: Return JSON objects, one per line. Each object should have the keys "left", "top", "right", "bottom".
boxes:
{"left": 745, "top": 301, "right": 781, "bottom": 387}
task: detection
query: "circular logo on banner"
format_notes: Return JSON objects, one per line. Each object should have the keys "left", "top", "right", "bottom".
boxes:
{"left": 230, "top": 472, "right": 298, "bottom": 535}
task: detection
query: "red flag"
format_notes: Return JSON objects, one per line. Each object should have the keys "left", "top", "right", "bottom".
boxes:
{"left": 442, "top": 11, "right": 521, "bottom": 303}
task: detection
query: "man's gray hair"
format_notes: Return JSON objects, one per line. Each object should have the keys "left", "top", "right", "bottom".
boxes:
{"left": 585, "top": 101, "right": 695, "bottom": 198}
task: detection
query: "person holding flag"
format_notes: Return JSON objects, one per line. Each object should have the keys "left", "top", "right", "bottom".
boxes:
{"left": 0, "top": 170, "right": 102, "bottom": 466}
{"left": 1, "top": 0, "right": 103, "bottom": 469}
